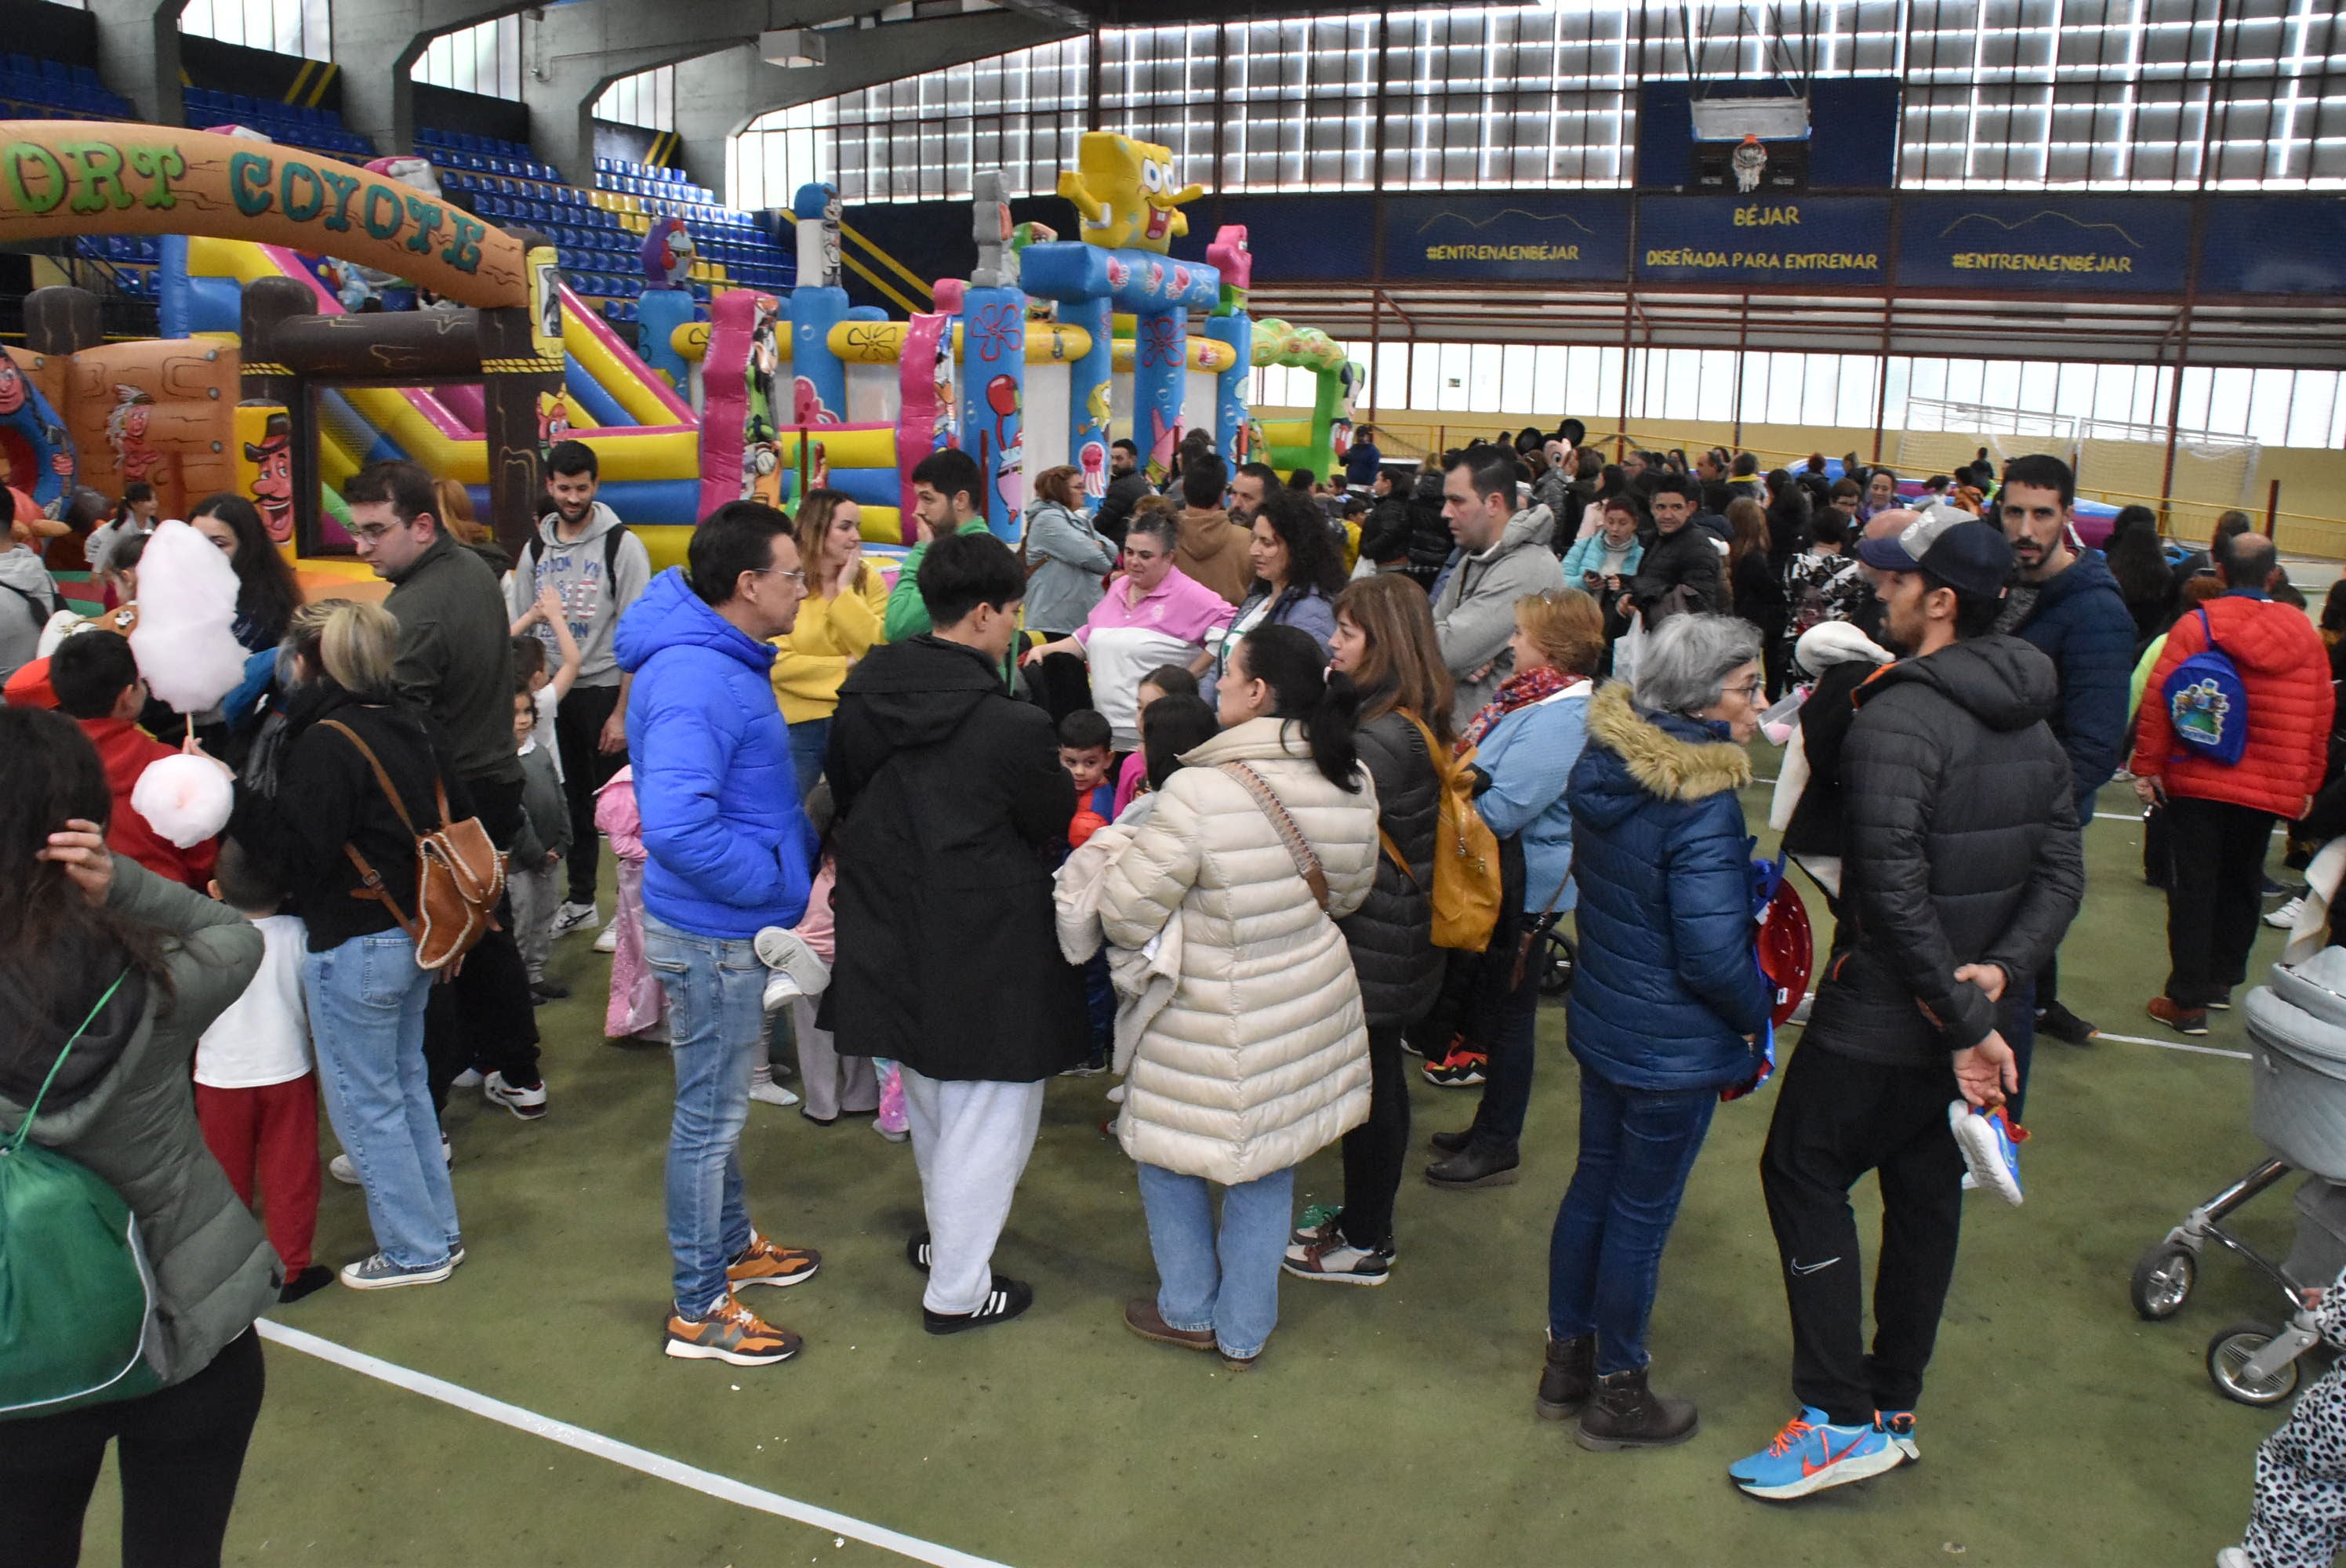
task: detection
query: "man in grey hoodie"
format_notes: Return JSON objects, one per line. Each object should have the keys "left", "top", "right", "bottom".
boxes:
{"left": 0, "top": 538, "right": 59, "bottom": 682}
{"left": 506, "top": 440, "right": 652, "bottom": 933}
{"left": 1432, "top": 447, "right": 1565, "bottom": 733}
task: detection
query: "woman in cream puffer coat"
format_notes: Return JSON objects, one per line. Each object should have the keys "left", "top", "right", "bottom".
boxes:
{"left": 1099, "top": 622, "right": 1379, "bottom": 1367}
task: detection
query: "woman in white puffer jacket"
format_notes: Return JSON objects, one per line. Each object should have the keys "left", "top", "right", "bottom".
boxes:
{"left": 1098, "top": 622, "right": 1380, "bottom": 1369}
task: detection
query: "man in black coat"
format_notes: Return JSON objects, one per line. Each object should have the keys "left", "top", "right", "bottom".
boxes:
{"left": 826, "top": 532, "right": 1087, "bottom": 1334}
{"left": 1734, "top": 514, "right": 2083, "bottom": 1502}
{"left": 1093, "top": 438, "right": 1149, "bottom": 547}
{"left": 1622, "top": 476, "right": 1726, "bottom": 628}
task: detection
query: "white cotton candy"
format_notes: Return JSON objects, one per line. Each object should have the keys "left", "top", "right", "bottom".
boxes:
{"left": 130, "top": 752, "right": 234, "bottom": 848}
{"left": 129, "top": 520, "right": 249, "bottom": 714}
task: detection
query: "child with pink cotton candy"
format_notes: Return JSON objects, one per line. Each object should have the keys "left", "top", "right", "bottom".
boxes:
{"left": 593, "top": 767, "right": 666, "bottom": 1043}
{"left": 756, "top": 853, "right": 904, "bottom": 1139}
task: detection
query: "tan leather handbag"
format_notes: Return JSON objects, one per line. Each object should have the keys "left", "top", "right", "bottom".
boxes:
{"left": 319, "top": 720, "right": 505, "bottom": 973}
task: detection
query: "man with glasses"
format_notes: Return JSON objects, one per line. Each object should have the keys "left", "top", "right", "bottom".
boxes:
{"left": 1021, "top": 510, "right": 1235, "bottom": 754}
{"left": 347, "top": 460, "right": 548, "bottom": 1123}
{"left": 616, "top": 500, "right": 823, "bottom": 1367}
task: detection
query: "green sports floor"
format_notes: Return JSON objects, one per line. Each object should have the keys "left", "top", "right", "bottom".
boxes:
{"left": 77, "top": 768, "right": 2315, "bottom": 1567}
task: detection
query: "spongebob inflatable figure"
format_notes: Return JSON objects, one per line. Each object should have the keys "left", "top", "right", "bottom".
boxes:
{"left": 1056, "top": 132, "right": 1204, "bottom": 254}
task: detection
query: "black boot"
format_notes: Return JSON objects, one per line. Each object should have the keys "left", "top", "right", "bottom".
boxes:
{"left": 1575, "top": 1365, "right": 1698, "bottom": 1450}
{"left": 1429, "top": 1126, "right": 1475, "bottom": 1155}
{"left": 1425, "top": 1140, "right": 1519, "bottom": 1189}
{"left": 1535, "top": 1333, "right": 1595, "bottom": 1421}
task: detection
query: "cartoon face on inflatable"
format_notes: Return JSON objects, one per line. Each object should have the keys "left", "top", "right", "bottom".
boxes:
{"left": 1057, "top": 132, "right": 1203, "bottom": 254}
{"left": 245, "top": 413, "right": 293, "bottom": 543}
{"left": 641, "top": 217, "right": 695, "bottom": 289}
{"left": 0, "top": 356, "right": 26, "bottom": 417}
{"left": 365, "top": 155, "right": 443, "bottom": 202}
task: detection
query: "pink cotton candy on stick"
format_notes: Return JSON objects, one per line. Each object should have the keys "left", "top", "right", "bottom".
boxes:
{"left": 130, "top": 751, "right": 234, "bottom": 848}
{"left": 129, "top": 520, "right": 249, "bottom": 715}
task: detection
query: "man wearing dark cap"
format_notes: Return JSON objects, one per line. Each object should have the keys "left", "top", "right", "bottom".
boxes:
{"left": 1730, "top": 513, "right": 2084, "bottom": 1502}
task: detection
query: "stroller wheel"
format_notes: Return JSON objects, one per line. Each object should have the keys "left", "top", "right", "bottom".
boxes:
{"left": 2207, "top": 1321, "right": 2303, "bottom": 1406}
{"left": 1538, "top": 931, "right": 1577, "bottom": 999}
{"left": 2130, "top": 1243, "right": 2196, "bottom": 1320}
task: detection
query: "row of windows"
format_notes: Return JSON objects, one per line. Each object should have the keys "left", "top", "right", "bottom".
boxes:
{"left": 1251, "top": 343, "right": 2345, "bottom": 452}
{"left": 739, "top": 0, "right": 2346, "bottom": 202}
{"left": 595, "top": 66, "right": 675, "bottom": 133}
{"left": 412, "top": 15, "right": 521, "bottom": 103}
{"left": 177, "top": 0, "right": 330, "bottom": 64}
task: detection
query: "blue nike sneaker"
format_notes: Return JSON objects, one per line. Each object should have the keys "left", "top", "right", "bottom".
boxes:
{"left": 1875, "top": 1409, "right": 1918, "bottom": 1462}
{"left": 1728, "top": 1406, "right": 1828, "bottom": 1483}
{"left": 1950, "top": 1101, "right": 2025, "bottom": 1207}
{"left": 1732, "top": 1409, "right": 1905, "bottom": 1501}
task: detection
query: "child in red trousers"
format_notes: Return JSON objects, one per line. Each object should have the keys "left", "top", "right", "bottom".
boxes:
{"left": 197, "top": 838, "right": 329, "bottom": 1302}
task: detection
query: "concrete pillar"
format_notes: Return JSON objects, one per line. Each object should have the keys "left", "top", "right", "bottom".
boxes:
{"left": 87, "top": 0, "right": 185, "bottom": 128}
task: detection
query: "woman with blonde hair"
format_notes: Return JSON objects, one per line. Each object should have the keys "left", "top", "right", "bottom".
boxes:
{"left": 228, "top": 598, "right": 470, "bottom": 1290}
{"left": 769, "top": 486, "right": 890, "bottom": 798}
{"left": 1284, "top": 573, "right": 1450, "bottom": 1285}
{"left": 1022, "top": 463, "right": 1117, "bottom": 721}
{"left": 1422, "top": 589, "right": 1601, "bottom": 1192}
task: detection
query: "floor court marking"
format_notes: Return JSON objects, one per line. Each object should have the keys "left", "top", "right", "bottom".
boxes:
{"left": 254, "top": 1320, "right": 1015, "bottom": 1568}
{"left": 2095, "top": 1029, "right": 2252, "bottom": 1061}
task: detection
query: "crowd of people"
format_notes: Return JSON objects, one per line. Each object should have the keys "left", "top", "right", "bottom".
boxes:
{"left": 0, "top": 419, "right": 2338, "bottom": 1568}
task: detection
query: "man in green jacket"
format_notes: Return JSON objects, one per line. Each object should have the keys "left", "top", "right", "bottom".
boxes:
{"left": 884, "top": 448, "right": 995, "bottom": 643}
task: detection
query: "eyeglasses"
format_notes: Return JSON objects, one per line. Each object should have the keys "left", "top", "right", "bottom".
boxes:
{"left": 749, "top": 567, "right": 806, "bottom": 587}
{"left": 1725, "top": 678, "right": 1766, "bottom": 699}
{"left": 347, "top": 521, "right": 398, "bottom": 542}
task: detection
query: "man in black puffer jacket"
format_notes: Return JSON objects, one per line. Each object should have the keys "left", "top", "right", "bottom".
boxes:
{"left": 1402, "top": 467, "right": 1455, "bottom": 590}
{"left": 1734, "top": 514, "right": 2083, "bottom": 1503}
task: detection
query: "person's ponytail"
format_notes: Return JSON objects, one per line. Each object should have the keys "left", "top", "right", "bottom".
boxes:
{"left": 1240, "top": 622, "right": 1360, "bottom": 791}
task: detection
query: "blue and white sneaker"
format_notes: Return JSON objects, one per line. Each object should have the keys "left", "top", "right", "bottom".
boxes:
{"left": 1732, "top": 1409, "right": 1905, "bottom": 1501}
{"left": 1875, "top": 1409, "right": 1918, "bottom": 1462}
{"left": 1950, "top": 1101, "right": 2025, "bottom": 1207}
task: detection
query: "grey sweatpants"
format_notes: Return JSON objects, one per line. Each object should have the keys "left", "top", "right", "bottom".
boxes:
{"left": 510, "top": 863, "right": 559, "bottom": 982}
{"left": 899, "top": 1066, "right": 1046, "bottom": 1316}
{"left": 792, "top": 995, "right": 877, "bottom": 1121}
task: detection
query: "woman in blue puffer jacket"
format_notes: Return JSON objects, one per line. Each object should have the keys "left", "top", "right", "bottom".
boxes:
{"left": 1536, "top": 613, "right": 1770, "bottom": 1454}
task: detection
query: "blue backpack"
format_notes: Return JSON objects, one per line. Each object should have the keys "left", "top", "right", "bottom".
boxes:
{"left": 2163, "top": 607, "right": 2250, "bottom": 766}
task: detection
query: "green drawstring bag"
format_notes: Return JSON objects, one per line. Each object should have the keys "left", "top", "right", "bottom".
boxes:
{"left": 0, "top": 972, "right": 165, "bottom": 1419}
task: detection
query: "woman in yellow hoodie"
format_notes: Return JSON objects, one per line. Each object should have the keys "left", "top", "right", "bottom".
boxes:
{"left": 771, "top": 488, "right": 892, "bottom": 798}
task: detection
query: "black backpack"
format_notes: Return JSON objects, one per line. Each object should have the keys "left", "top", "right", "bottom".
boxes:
{"left": 523, "top": 519, "right": 631, "bottom": 587}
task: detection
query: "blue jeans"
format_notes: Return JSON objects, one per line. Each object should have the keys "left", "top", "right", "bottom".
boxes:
{"left": 1136, "top": 1163, "right": 1295, "bottom": 1359}
{"left": 303, "top": 930, "right": 457, "bottom": 1270}
{"left": 642, "top": 914, "right": 764, "bottom": 1316}
{"left": 1547, "top": 1065, "right": 1719, "bottom": 1375}
{"left": 787, "top": 717, "right": 830, "bottom": 802}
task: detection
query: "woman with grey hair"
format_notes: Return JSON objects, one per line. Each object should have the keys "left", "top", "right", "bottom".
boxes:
{"left": 1534, "top": 613, "right": 1773, "bottom": 1450}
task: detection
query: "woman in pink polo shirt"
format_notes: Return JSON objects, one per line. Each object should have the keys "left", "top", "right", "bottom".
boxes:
{"left": 1022, "top": 510, "right": 1235, "bottom": 754}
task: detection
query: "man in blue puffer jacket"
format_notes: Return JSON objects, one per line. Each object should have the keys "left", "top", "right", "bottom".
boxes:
{"left": 1992, "top": 456, "right": 2134, "bottom": 1048}
{"left": 616, "top": 502, "right": 822, "bottom": 1371}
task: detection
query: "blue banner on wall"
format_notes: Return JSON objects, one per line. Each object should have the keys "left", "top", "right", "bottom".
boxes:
{"left": 1194, "top": 195, "right": 1376, "bottom": 282}
{"left": 1381, "top": 194, "right": 1631, "bottom": 283}
{"left": 1636, "top": 196, "right": 1890, "bottom": 283}
{"left": 2199, "top": 197, "right": 2346, "bottom": 296}
{"left": 1897, "top": 196, "right": 2191, "bottom": 292}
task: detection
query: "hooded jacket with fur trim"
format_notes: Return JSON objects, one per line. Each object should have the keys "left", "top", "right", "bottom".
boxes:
{"left": 1566, "top": 681, "right": 1771, "bottom": 1091}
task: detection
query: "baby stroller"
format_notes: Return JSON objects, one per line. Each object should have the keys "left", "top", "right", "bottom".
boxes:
{"left": 2130, "top": 946, "right": 2346, "bottom": 1405}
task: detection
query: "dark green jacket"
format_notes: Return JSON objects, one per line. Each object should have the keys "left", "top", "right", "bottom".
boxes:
{"left": 0, "top": 858, "right": 275, "bottom": 1386}
{"left": 385, "top": 530, "right": 523, "bottom": 786}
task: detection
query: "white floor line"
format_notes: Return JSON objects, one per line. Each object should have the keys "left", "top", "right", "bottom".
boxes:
{"left": 2094, "top": 1029, "right": 2252, "bottom": 1061}
{"left": 254, "top": 1320, "right": 1013, "bottom": 1568}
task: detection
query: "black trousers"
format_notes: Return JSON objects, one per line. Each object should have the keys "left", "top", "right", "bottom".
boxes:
{"left": 2163, "top": 794, "right": 2276, "bottom": 1008}
{"left": 1027, "top": 647, "right": 1095, "bottom": 729}
{"left": 425, "top": 773, "right": 543, "bottom": 1106}
{"left": 0, "top": 1327, "right": 264, "bottom": 1568}
{"left": 1759, "top": 1042, "right": 1966, "bottom": 1426}
{"left": 554, "top": 682, "right": 627, "bottom": 906}
{"left": 1338, "top": 1022, "right": 1409, "bottom": 1251}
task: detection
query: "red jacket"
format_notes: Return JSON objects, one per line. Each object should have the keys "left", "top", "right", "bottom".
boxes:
{"left": 77, "top": 716, "right": 219, "bottom": 889}
{"left": 2131, "top": 593, "right": 2333, "bottom": 820}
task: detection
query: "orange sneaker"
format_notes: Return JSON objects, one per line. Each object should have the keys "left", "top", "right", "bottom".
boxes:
{"left": 727, "top": 1231, "right": 822, "bottom": 1290}
{"left": 2147, "top": 996, "right": 2210, "bottom": 1037}
{"left": 663, "top": 1294, "right": 801, "bottom": 1366}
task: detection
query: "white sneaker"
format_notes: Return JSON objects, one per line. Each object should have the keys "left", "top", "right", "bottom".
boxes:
{"left": 761, "top": 970, "right": 803, "bottom": 1016}
{"left": 550, "top": 901, "right": 599, "bottom": 938}
{"left": 873, "top": 1117, "right": 908, "bottom": 1144}
{"left": 748, "top": 1077, "right": 801, "bottom": 1109}
{"left": 482, "top": 1071, "right": 548, "bottom": 1120}
{"left": 1106, "top": 1082, "right": 1127, "bottom": 1104}
{"left": 329, "top": 1152, "right": 358, "bottom": 1185}
{"left": 451, "top": 1068, "right": 483, "bottom": 1089}
{"left": 1788, "top": 992, "right": 1814, "bottom": 1026}
{"left": 753, "top": 926, "right": 830, "bottom": 996}
{"left": 2267, "top": 896, "right": 2307, "bottom": 930}
{"left": 592, "top": 918, "right": 620, "bottom": 954}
